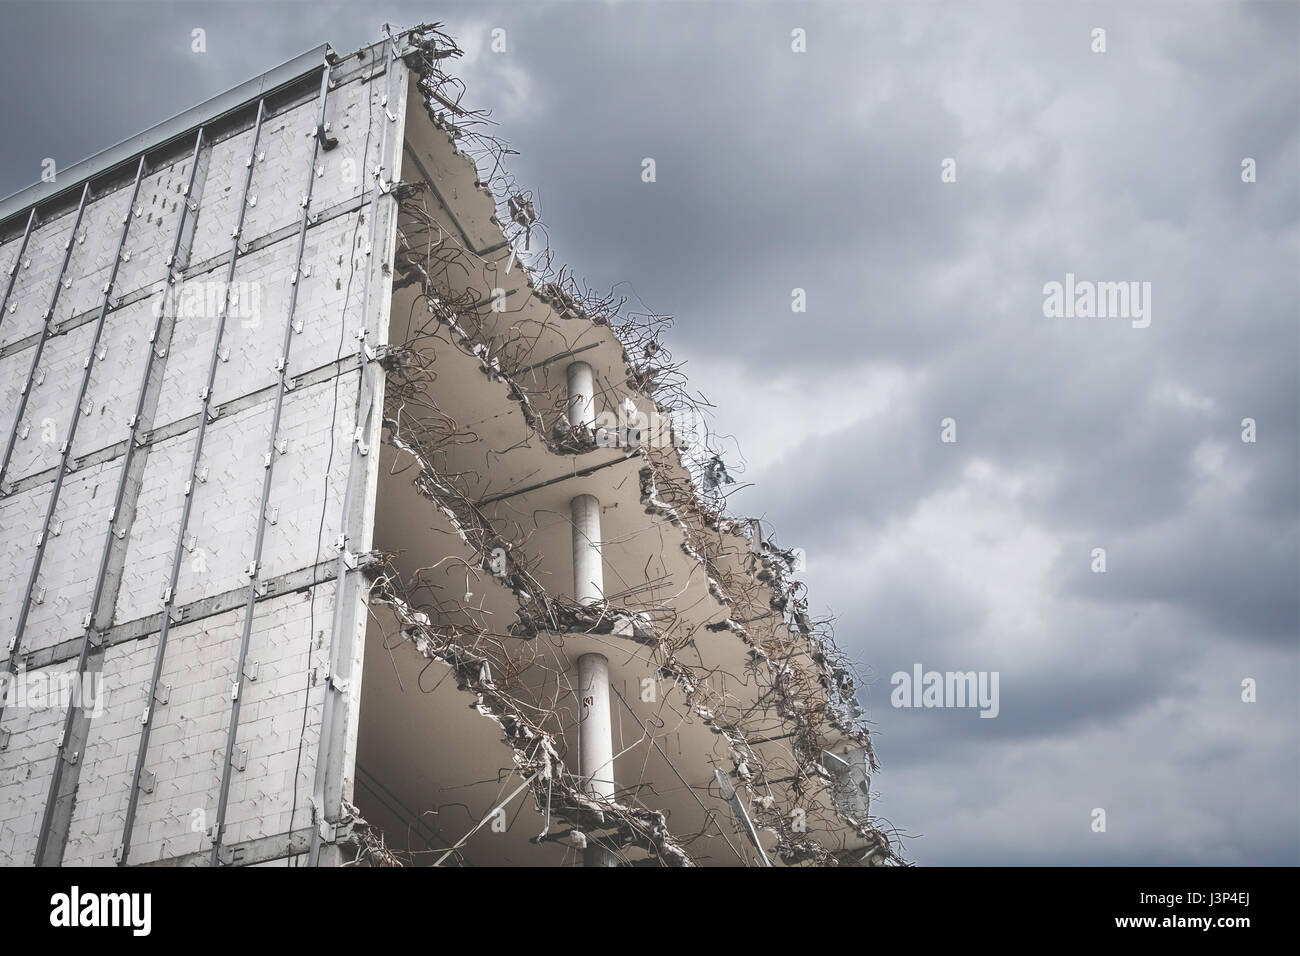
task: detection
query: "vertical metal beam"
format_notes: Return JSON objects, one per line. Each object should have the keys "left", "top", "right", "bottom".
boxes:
{"left": 118, "top": 105, "right": 267, "bottom": 866}
{"left": 33, "top": 128, "right": 207, "bottom": 866}
{"left": 3, "top": 173, "right": 122, "bottom": 728}
{"left": 210, "top": 62, "right": 332, "bottom": 866}
{"left": 0, "top": 182, "right": 90, "bottom": 493}
{"left": 29, "top": 155, "right": 150, "bottom": 864}
{"left": 307, "top": 31, "right": 398, "bottom": 867}
{"left": 0, "top": 205, "right": 40, "bottom": 722}
{"left": 0, "top": 208, "right": 38, "bottom": 336}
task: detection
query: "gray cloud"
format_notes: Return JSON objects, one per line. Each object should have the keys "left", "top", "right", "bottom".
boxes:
{"left": 2, "top": 0, "right": 1294, "bottom": 865}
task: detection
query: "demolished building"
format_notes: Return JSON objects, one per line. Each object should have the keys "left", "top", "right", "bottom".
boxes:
{"left": 0, "top": 24, "right": 901, "bottom": 867}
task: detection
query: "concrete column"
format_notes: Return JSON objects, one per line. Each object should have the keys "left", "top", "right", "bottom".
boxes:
{"left": 572, "top": 487, "right": 613, "bottom": 864}
{"left": 570, "top": 493, "right": 603, "bottom": 605}
{"left": 577, "top": 653, "right": 614, "bottom": 799}
{"left": 578, "top": 651, "right": 617, "bottom": 867}
{"left": 566, "top": 360, "right": 596, "bottom": 430}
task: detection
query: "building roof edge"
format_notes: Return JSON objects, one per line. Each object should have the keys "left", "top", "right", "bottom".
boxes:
{"left": 0, "top": 42, "right": 332, "bottom": 231}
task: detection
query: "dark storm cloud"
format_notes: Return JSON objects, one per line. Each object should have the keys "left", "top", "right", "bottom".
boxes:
{"left": 2, "top": 0, "right": 1294, "bottom": 865}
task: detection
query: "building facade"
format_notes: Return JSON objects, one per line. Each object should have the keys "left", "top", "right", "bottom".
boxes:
{"left": 0, "top": 25, "right": 897, "bottom": 867}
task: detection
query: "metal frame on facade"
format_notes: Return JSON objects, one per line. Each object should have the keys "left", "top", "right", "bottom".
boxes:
{"left": 210, "top": 60, "right": 334, "bottom": 866}
{"left": 117, "top": 102, "right": 269, "bottom": 865}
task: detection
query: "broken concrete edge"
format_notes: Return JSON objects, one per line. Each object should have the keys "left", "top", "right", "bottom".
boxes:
{"left": 385, "top": 267, "right": 602, "bottom": 460}
{"left": 402, "top": 24, "right": 875, "bottom": 747}
{"left": 391, "top": 181, "right": 878, "bottom": 785}
{"left": 637, "top": 465, "right": 900, "bottom": 866}
{"left": 379, "top": 25, "right": 907, "bottom": 865}
{"left": 378, "top": 410, "right": 896, "bottom": 865}
{"left": 642, "top": 459, "right": 877, "bottom": 759}
{"left": 369, "top": 583, "right": 694, "bottom": 867}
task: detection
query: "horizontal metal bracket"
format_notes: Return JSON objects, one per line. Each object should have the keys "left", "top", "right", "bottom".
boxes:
{"left": 218, "top": 842, "right": 248, "bottom": 866}
{"left": 315, "top": 812, "right": 355, "bottom": 846}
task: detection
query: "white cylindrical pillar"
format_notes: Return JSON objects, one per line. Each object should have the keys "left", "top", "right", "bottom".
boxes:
{"left": 577, "top": 651, "right": 617, "bottom": 867}
{"left": 566, "top": 360, "right": 596, "bottom": 430}
{"left": 577, "top": 652, "right": 614, "bottom": 800}
{"left": 571, "top": 493, "right": 603, "bottom": 605}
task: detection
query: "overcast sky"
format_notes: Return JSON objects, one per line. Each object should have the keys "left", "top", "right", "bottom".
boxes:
{"left": 3, "top": 0, "right": 1296, "bottom": 865}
